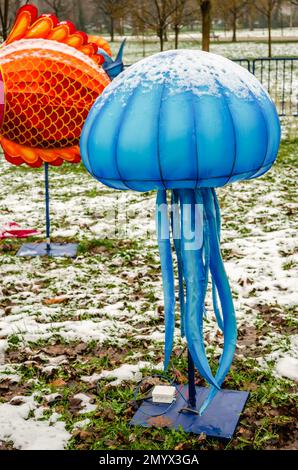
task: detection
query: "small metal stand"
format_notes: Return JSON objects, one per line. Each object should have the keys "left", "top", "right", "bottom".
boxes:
{"left": 131, "top": 351, "right": 249, "bottom": 439}
{"left": 17, "top": 163, "right": 78, "bottom": 258}
{"left": 179, "top": 350, "right": 199, "bottom": 415}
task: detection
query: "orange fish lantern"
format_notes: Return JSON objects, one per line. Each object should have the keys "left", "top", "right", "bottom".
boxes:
{"left": 0, "top": 4, "right": 111, "bottom": 257}
{"left": 0, "top": 4, "right": 110, "bottom": 168}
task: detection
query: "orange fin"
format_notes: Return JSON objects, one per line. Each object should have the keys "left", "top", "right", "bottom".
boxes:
{"left": 0, "top": 137, "right": 80, "bottom": 168}
{"left": 88, "top": 35, "right": 112, "bottom": 57}
{"left": 4, "top": 4, "right": 98, "bottom": 59}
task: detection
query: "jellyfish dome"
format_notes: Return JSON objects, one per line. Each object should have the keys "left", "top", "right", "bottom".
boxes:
{"left": 81, "top": 50, "right": 280, "bottom": 414}
{"left": 81, "top": 50, "right": 280, "bottom": 191}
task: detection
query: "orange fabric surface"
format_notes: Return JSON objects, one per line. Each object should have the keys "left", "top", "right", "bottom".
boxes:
{"left": 88, "top": 35, "right": 112, "bottom": 57}
{"left": 5, "top": 4, "right": 98, "bottom": 58}
{"left": 0, "top": 5, "right": 111, "bottom": 168}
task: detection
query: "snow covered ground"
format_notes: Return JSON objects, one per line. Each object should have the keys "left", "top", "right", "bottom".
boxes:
{"left": 108, "top": 33, "right": 298, "bottom": 65}
{"left": 178, "top": 27, "right": 298, "bottom": 40}
{"left": 0, "top": 135, "right": 297, "bottom": 450}
{"left": 0, "top": 36, "right": 297, "bottom": 447}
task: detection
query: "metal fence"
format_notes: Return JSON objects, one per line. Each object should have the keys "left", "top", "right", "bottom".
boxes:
{"left": 234, "top": 57, "right": 298, "bottom": 117}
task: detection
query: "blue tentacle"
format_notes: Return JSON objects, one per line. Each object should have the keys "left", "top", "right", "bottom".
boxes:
{"left": 199, "top": 188, "right": 237, "bottom": 414}
{"left": 170, "top": 190, "right": 185, "bottom": 337}
{"left": 211, "top": 189, "right": 224, "bottom": 331}
{"left": 156, "top": 190, "right": 175, "bottom": 370}
{"left": 201, "top": 193, "right": 210, "bottom": 319}
{"left": 212, "top": 188, "right": 221, "bottom": 235}
{"left": 178, "top": 188, "right": 219, "bottom": 389}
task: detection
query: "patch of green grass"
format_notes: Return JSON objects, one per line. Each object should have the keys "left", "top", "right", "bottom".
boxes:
{"left": 276, "top": 138, "right": 298, "bottom": 168}
{"left": 78, "top": 238, "right": 115, "bottom": 255}
{"left": 27, "top": 335, "right": 71, "bottom": 350}
{"left": 7, "top": 334, "right": 22, "bottom": 348}
{"left": 78, "top": 238, "right": 139, "bottom": 256}
{"left": 282, "top": 260, "right": 297, "bottom": 270}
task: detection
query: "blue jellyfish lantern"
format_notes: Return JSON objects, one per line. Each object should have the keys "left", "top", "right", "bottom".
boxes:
{"left": 81, "top": 50, "right": 280, "bottom": 416}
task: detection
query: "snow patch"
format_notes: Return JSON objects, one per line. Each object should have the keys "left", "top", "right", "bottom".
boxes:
{"left": 97, "top": 362, "right": 147, "bottom": 385}
{"left": 73, "top": 418, "right": 91, "bottom": 429}
{"left": 83, "top": 361, "right": 164, "bottom": 387}
{"left": 73, "top": 393, "right": 97, "bottom": 414}
{"left": 0, "top": 395, "right": 70, "bottom": 450}
{"left": 275, "top": 357, "right": 298, "bottom": 382}
{"left": 97, "top": 49, "right": 268, "bottom": 112}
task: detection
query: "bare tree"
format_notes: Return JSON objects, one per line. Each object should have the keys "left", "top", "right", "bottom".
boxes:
{"left": 77, "top": 0, "right": 86, "bottom": 29}
{"left": 247, "top": 0, "right": 257, "bottom": 30}
{"left": 219, "top": 0, "right": 249, "bottom": 42}
{"left": 289, "top": 0, "right": 298, "bottom": 25}
{"left": 199, "top": 0, "right": 211, "bottom": 51}
{"left": 151, "top": 0, "right": 177, "bottom": 50}
{"left": 254, "top": 0, "right": 280, "bottom": 57}
{"left": 0, "top": 0, "right": 9, "bottom": 40}
{"left": 0, "top": 0, "right": 20, "bottom": 40}
{"left": 98, "top": 0, "right": 127, "bottom": 42}
{"left": 133, "top": 0, "right": 178, "bottom": 51}
{"left": 43, "top": 0, "right": 66, "bottom": 17}
{"left": 171, "top": 0, "right": 187, "bottom": 48}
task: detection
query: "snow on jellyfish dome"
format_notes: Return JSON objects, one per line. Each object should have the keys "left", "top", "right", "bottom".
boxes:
{"left": 81, "top": 49, "right": 280, "bottom": 190}
{"left": 81, "top": 50, "right": 280, "bottom": 415}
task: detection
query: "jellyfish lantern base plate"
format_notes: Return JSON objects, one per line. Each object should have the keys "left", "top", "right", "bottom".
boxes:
{"left": 16, "top": 242, "right": 78, "bottom": 258}
{"left": 131, "top": 386, "right": 249, "bottom": 439}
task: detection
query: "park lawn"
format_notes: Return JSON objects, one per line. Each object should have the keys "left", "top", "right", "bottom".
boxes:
{"left": 0, "top": 137, "right": 297, "bottom": 450}
{"left": 107, "top": 36, "right": 298, "bottom": 64}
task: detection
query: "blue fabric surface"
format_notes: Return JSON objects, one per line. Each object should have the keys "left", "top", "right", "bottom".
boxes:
{"left": 81, "top": 50, "right": 280, "bottom": 190}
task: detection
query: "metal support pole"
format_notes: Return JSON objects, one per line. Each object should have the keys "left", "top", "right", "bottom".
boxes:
{"left": 187, "top": 350, "right": 196, "bottom": 408}
{"left": 44, "top": 162, "right": 51, "bottom": 253}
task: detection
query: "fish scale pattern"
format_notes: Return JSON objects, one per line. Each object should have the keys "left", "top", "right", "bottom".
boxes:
{"left": 1, "top": 50, "right": 105, "bottom": 150}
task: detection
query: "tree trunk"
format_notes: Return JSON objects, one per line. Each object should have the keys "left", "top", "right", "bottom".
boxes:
{"left": 164, "top": 26, "right": 168, "bottom": 42}
{"left": 75, "top": 0, "right": 85, "bottom": 31}
{"left": 4, "top": 0, "right": 8, "bottom": 39}
{"left": 159, "top": 31, "right": 164, "bottom": 51}
{"left": 0, "top": 0, "right": 9, "bottom": 40}
{"left": 157, "top": 27, "right": 164, "bottom": 51}
{"left": 248, "top": 11, "right": 254, "bottom": 31}
{"left": 119, "top": 17, "right": 124, "bottom": 36}
{"left": 142, "top": 32, "right": 146, "bottom": 57}
{"left": 280, "top": 9, "right": 283, "bottom": 36}
{"left": 110, "top": 16, "right": 114, "bottom": 42}
{"left": 232, "top": 11, "right": 237, "bottom": 42}
{"left": 268, "top": 10, "right": 272, "bottom": 57}
{"left": 201, "top": 0, "right": 211, "bottom": 52}
{"left": 174, "top": 25, "right": 179, "bottom": 49}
